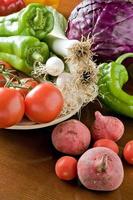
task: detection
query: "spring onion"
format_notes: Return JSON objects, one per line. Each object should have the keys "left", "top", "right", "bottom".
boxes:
{"left": 45, "top": 6, "right": 92, "bottom": 64}
{"left": 56, "top": 72, "right": 73, "bottom": 89}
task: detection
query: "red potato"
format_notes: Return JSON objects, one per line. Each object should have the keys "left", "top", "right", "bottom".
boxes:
{"left": 52, "top": 119, "right": 91, "bottom": 155}
{"left": 92, "top": 111, "right": 124, "bottom": 141}
{"left": 77, "top": 147, "right": 124, "bottom": 191}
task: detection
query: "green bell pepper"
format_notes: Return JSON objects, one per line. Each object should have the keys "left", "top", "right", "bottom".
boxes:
{"left": 98, "top": 53, "right": 133, "bottom": 118}
{"left": 0, "top": 36, "right": 49, "bottom": 75}
{"left": 0, "top": 3, "right": 54, "bottom": 40}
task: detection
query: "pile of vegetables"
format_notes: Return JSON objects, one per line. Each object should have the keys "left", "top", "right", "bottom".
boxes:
{"left": 0, "top": 0, "right": 132, "bottom": 121}
{"left": 0, "top": 2, "right": 99, "bottom": 128}
{"left": 66, "top": 0, "right": 133, "bottom": 119}
{"left": 51, "top": 112, "right": 133, "bottom": 192}
{"left": 0, "top": 0, "right": 133, "bottom": 195}
{"left": 51, "top": 111, "right": 133, "bottom": 191}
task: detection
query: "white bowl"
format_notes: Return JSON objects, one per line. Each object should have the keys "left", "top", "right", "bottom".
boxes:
{"left": 7, "top": 98, "right": 83, "bottom": 130}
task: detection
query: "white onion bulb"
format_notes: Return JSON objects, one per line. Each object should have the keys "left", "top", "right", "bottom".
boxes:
{"left": 45, "top": 57, "right": 64, "bottom": 76}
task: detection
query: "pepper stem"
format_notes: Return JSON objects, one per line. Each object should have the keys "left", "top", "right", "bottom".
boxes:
{"left": 116, "top": 53, "right": 133, "bottom": 64}
{"left": 33, "top": 8, "right": 45, "bottom": 28}
{"left": 32, "top": 52, "right": 43, "bottom": 62}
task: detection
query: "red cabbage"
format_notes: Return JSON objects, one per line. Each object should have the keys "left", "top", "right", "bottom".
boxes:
{"left": 66, "top": 0, "right": 133, "bottom": 61}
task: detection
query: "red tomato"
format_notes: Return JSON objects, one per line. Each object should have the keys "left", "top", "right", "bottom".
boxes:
{"left": 0, "top": 74, "right": 6, "bottom": 87}
{"left": 123, "top": 140, "right": 133, "bottom": 165}
{"left": 15, "top": 78, "right": 39, "bottom": 98}
{"left": 0, "top": 0, "right": 25, "bottom": 16}
{"left": 55, "top": 156, "right": 77, "bottom": 181}
{"left": 93, "top": 139, "right": 119, "bottom": 154}
{"left": 0, "top": 60, "right": 16, "bottom": 78}
{"left": 0, "top": 61, "right": 12, "bottom": 69}
{"left": 0, "top": 88, "right": 25, "bottom": 128}
{"left": 25, "top": 82, "right": 64, "bottom": 123}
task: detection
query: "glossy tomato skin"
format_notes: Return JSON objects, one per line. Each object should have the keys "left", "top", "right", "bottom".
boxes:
{"left": 25, "top": 82, "right": 64, "bottom": 123}
{"left": 55, "top": 156, "right": 77, "bottom": 181}
{"left": 123, "top": 140, "right": 133, "bottom": 165}
{"left": 93, "top": 139, "right": 119, "bottom": 154}
{"left": 0, "top": 88, "right": 25, "bottom": 128}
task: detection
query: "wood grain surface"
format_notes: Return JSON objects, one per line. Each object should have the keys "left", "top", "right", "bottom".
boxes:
{"left": 0, "top": 1, "right": 133, "bottom": 200}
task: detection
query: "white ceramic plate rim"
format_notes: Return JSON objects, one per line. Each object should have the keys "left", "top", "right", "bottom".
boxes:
{"left": 7, "top": 98, "right": 83, "bottom": 130}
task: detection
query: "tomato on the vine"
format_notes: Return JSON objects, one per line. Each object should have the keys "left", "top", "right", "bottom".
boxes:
{"left": 25, "top": 82, "right": 64, "bottom": 123}
{"left": 55, "top": 156, "right": 77, "bottom": 181}
{"left": 0, "top": 61, "right": 12, "bottom": 70}
{"left": 0, "top": 61, "right": 13, "bottom": 87}
{"left": 0, "top": 74, "right": 6, "bottom": 87}
{"left": 15, "top": 78, "right": 39, "bottom": 98}
{"left": 0, "top": 88, "right": 25, "bottom": 128}
{"left": 123, "top": 140, "right": 133, "bottom": 164}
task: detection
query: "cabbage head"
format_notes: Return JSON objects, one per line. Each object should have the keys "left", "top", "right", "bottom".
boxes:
{"left": 66, "top": 0, "right": 133, "bottom": 61}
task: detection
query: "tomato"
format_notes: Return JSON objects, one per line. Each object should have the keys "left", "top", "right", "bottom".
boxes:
{"left": 123, "top": 140, "right": 133, "bottom": 165}
{"left": 15, "top": 78, "right": 39, "bottom": 98}
{"left": 0, "top": 61, "right": 12, "bottom": 70}
{"left": 55, "top": 156, "right": 77, "bottom": 181}
{"left": 93, "top": 139, "right": 119, "bottom": 154}
{"left": 0, "top": 0, "right": 25, "bottom": 16}
{"left": 0, "top": 88, "right": 25, "bottom": 128}
{"left": 0, "top": 74, "right": 6, "bottom": 87}
{"left": 0, "top": 60, "right": 16, "bottom": 78}
{"left": 25, "top": 82, "right": 64, "bottom": 123}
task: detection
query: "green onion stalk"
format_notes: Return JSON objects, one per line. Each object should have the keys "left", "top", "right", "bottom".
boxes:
{"left": 42, "top": 7, "right": 99, "bottom": 108}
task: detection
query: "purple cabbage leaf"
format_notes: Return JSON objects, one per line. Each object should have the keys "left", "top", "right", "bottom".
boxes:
{"left": 66, "top": 0, "right": 133, "bottom": 61}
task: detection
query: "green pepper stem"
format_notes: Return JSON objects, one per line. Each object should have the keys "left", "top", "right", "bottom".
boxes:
{"left": 32, "top": 52, "right": 43, "bottom": 62}
{"left": 116, "top": 53, "right": 133, "bottom": 64}
{"left": 33, "top": 8, "right": 45, "bottom": 27}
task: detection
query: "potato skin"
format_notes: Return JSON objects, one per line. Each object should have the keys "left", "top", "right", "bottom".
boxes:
{"left": 77, "top": 147, "right": 124, "bottom": 191}
{"left": 52, "top": 119, "right": 91, "bottom": 155}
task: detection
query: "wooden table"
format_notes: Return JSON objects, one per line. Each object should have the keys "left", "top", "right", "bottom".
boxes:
{"left": 0, "top": 1, "right": 133, "bottom": 200}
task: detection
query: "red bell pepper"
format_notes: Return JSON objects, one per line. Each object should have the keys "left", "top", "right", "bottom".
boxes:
{"left": 0, "top": 0, "right": 25, "bottom": 16}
